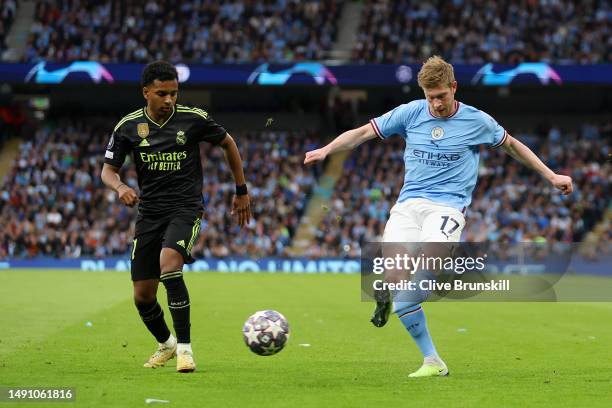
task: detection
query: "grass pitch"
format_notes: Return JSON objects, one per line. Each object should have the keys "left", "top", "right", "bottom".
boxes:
{"left": 1, "top": 270, "right": 611, "bottom": 407}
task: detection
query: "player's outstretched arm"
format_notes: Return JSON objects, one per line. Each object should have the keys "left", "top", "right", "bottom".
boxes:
{"left": 101, "top": 163, "right": 139, "bottom": 207}
{"left": 304, "top": 123, "right": 378, "bottom": 165}
{"left": 501, "top": 134, "right": 573, "bottom": 195}
{"left": 218, "top": 133, "right": 251, "bottom": 227}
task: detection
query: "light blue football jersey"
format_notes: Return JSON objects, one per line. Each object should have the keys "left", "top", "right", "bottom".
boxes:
{"left": 370, "top": 99, "right": 507, "bottom": 211}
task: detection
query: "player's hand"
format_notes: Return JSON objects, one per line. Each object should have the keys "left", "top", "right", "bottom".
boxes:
{"left": 304, "top": 147, "right": 329, "bottom": 165}
{"left": 117, "top": 184, "right": 139, "bottom": 207}
{"left": 232, "top": 194, "right": 251, "bottom": 227}
{"left": 549, "top": 174, "right": 573, "bottom": 195}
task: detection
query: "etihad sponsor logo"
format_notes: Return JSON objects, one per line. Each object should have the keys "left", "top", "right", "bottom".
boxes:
{"left": 411, "top": 150, "right": 460, "bottom": 161}
{"left": 410, "top": 149, "right": 461, "bottom": 168}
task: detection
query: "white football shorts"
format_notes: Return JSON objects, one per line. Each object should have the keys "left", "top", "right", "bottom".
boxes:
{"left": 383, "top": 198, "right": 466, "bottom": 243}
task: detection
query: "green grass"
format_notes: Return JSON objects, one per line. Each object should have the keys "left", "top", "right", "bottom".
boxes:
{"left": 1, "top": 270, "right": 611, "bottom": 407}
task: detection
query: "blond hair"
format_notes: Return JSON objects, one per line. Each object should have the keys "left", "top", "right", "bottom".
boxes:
{"left": 417, "top": 56, "right": 455, "bottom": 89}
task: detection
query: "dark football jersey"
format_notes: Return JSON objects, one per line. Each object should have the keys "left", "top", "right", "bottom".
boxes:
{"left": 103, "top": 104, "right": 226, "bottom": 215}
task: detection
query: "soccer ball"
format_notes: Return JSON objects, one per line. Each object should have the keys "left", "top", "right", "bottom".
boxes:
{"left": 243, "top": 310, "right": 290, "bottom": 356}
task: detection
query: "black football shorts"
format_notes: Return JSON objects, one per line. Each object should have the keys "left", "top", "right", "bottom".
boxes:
{"left": 130, "top": 209, "right": 202, "bottom": 281}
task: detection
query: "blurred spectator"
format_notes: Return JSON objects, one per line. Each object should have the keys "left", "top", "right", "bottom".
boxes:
{"left": 353, "top": 0, "right": 612, "bottom": 64}
{"left": 22, "top": 0, "right": 344, "bottom": 63}
{"left": 0, "top": 0, "right": 17, "bottom": 59}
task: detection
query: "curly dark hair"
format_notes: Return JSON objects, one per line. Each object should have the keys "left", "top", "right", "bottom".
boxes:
{"left": 141, "top": 60, "right": 178, "bottom": 87}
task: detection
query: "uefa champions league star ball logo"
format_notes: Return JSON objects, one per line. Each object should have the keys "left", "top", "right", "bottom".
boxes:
{"left": 176, "top": 130, "right": 186, "bottom": 145}
{"left": 431, "top": 126, "right": 444, "bottom": 140}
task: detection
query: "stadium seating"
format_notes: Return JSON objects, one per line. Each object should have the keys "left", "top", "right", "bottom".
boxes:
{"left": 1, "top": 115, "right": 608, "bottom": 259}
{"left": 309, "top": 121, "right": 611, "bottom": 256}
{"left": 19, "top": 0, "right": 610, "bottom": 65}
{"left": 0, "top": 117, "right": 324, "bottom": 259}
{"left": 192, "top": 129, "right": 323, "bottom": 258}
{"left": 352, "top": 0, "right": 611, "bottom": 64}
{"left": 22, "top": 0, "right": 344, "bottom": 63}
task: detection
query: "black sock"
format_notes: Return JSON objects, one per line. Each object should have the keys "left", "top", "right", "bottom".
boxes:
{"left": 136, "top": 300, "right": 171, "bottom": 343}
{"left": 161, "top": 271, "right": 191, "bottom": 343}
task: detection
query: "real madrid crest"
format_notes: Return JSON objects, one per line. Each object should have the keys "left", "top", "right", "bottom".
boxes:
{"left": 431, "top": 126, "right": 444, "bottom": 140}
{"left": 137, "top": 123, "right": 149, "bottom": 139}
{"left": 176, "top": 130, "right": 186, "bottom": 145}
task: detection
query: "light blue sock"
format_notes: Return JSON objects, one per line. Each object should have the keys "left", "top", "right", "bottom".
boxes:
{"left": 397, "top": 304, "right": 438, "bottom": 358}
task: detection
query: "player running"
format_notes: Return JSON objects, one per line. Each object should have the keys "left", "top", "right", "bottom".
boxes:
{"left": 304, "top": 56, "right": 573, "bottom": 377}
{"left": 101, "top": 61, "right": 251, "bottom": 373}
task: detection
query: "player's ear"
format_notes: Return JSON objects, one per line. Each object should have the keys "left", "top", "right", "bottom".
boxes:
{"left": 142, "top": 86, "right": 149, "bottom": 101}
{"left": 450, "top": 81, "right": 458, "bottom": 95}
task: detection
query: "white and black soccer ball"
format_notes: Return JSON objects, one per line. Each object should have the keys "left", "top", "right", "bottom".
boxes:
{"left": 243, "top": 310, "right": 290, "bottom": 356}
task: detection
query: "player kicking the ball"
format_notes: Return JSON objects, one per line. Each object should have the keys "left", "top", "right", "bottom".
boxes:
{"left": 102, "top": 61, "right": 251, "bottom": 373}
{"left": 304, "top": 56, "right": 573, "bottom": 377}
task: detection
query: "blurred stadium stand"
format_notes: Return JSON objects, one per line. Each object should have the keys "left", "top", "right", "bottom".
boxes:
{"left": 352, "top": 0, "right": 611, "bottom": 64}
{"left": 0, "top": 1, "right": 609, "bottom": 263}
{"left": 0, "top": 119, "right": 324, "bottom": 258}
{"left": 303, "top": 120, "right": 610, "bottom": 257}
{"left": 1, "top": 112, "right": 609, "bottom": 259}
{"left": 1, "top": 1, "right": 609, "bottom": 64}
{"left": 18, "top": 0, "right": 344, "bottom": 63}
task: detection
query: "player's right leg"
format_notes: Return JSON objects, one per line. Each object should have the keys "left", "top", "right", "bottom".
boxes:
{"left": 131, "top": 218, "right": 176, "bottom": 368}
{"left": 134, "top": 279, "right": 177, "bottom": 368}
{"left": 372, "top": 200, "right": 421, "bottom": 327}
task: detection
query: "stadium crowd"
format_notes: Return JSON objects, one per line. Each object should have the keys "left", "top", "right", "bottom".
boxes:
{"left": 353, "top": 0, "right": 611, "bottom": 64}
{"left": 0, "top": 116, "right": 323, "bottom": 259}
{"left": 308, "top": 120, "right": 611, "bottom": 257}
{"left": 193, "top": 128, "right": 322, "bottom": 258}
{"left": 22, "top": 0, "right": 344, "bottom": 63}
{"left": 15, "top": 0, "right": 611, "bottom": 64}
{"left": 0, "top": 116, "right": 609, "bottom": 260}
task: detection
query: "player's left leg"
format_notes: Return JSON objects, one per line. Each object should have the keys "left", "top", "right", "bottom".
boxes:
{"left": 159, "top": 248, "right": 195, "bottom": 372}
{"left": 395, "top": 201, "right": 466, "bottom": 378}
{"left": 373, "top": 200, "right": 422, "bottom": 327}
{"left": 160, "top": 211, "right": 202, "bottom": 373}
{"left": 134, "top": 279, "right": 177, "bottom": 368}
